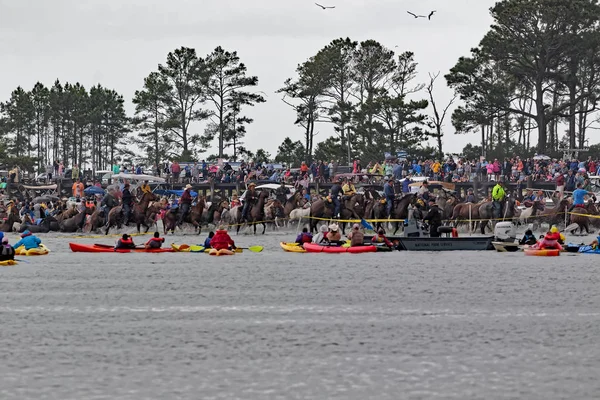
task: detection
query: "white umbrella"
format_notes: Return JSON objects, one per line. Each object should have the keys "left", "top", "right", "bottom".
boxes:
{"left": 533, "top": 154, "right": 551, "bottom": 161}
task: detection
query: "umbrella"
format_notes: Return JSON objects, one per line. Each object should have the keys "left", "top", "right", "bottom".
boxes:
{"left": 533, "top": 154, "right": 551, "bottom": 161}
{"left": 84, "top": 186, "right": 106, "bottom": 196}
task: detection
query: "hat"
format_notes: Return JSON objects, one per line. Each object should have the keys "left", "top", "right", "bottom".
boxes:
{"left": 329, "top": 224, "right": 339, "bottom": 231}
{"left": 550, "top": 226, "right": 558, "bottom": 233}
{"left": 185, "top": 184, "right": 192, "bottom": 190}
{"left": 248, "top": 182, "right": 256, "bottom": 187}
{"left": 122, "top": 234, "right": 130, "bottom": 239}
{"left": 352, "top": 223, "right": 360, "bottom": 230}
{"left": 21, "top": 230, "right": 31, "bottom": 238}
{"left": 319, "top": 225, "right": 328, "bottom": 233}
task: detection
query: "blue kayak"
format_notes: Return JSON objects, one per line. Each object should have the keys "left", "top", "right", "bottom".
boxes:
{"left": 577, "top": 245, "right": 599, "bottom": 254}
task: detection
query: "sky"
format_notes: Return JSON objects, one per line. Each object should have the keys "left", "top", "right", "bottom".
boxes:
{"left": 0, "top": 0, "right": 499, "bottom": 160}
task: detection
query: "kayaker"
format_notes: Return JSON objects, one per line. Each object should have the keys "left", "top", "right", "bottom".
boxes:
{"left": 587, "top": 231, "right": 600, "bottom": 249}
{"left": 115, "top": 234, "right": 136, "bottom": 250}
{"left": 204, "top": 231, "right": 215, "bottom": 248}
{"left": 145, "top": 232, "right": 165, "bottom": 249}
{"left": 536, "top": 226, "right": 563, "bottom": 250}
{"left": 326, "top": 223, "right": 342, "bottom": 243}
{"left": 295, "top": 227, "right": 313, "bottom": 244}
{"left": 519, "top": 229, "right": 537, "bottom": 246}
{"left": 0, "top": 232, "right": 15, "bottom": 262}
{"left": 371, "top": 228, "right": 394, "bottom": 248}
{"left": 423, "top": 199, "right": 443, "bottom": 237}
{"left": 347, "top": 223, "right": 364, "bottom": 247}
{"left": 313, "top": 225, "right": 329, "bottom": 244}
{"left": 210, "top": 227, "right": 236, "bottom": 250}
{"left": 12, "top": 230, "right": 42, "bottom": 251}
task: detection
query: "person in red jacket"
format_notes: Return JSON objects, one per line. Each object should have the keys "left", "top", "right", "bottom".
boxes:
{"left": 536, "top": 226, "right": 563, "bottom": 250}
{"left": 115, "top": 234, "right": 135, "bottom": 250}
{"left": 145, "top": 232, "right": 165, "bottom": 249}
{"left": 210, "top": 227, "right": 236, "bottom": 250}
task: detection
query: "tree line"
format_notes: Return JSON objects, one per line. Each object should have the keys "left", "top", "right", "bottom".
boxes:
{"left": 2, "top": 0, "right": 600, "bottom": 174}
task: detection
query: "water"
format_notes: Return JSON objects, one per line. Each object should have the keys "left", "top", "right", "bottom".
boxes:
{"left": 1, "top": 230, "right": 599, "bottom": 399}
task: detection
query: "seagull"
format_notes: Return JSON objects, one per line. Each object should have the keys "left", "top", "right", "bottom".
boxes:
{"left": 315, "top": 2, "right": 335, "bottom": 9}
{"left": 428, "top": 10, "right": 436, "bottom": 20}
{"left": 407, "top": 11, "right": 426, "bottom": 18}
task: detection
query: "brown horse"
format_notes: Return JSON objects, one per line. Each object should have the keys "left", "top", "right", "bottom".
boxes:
{"left": 105, "top": 192, "right": 158, "bottom": 235}
{"left": 237, "top": 190, "right": 269, "bottom": 234}
{"left": 537, "top": 198, "right": 571, "bottom": 227}
{"left": 570, "top": 200, "right": 598, "bottom": 235}
{"left": 265, "top": 199, "right": 285, "bottom": 229}
{"left": 309, "top": 198, "right": 335, "bottom": 233}
{"left": 283, "top": 192, "right": 305, "bottom": 217}
{"left": 60, "top": 207, "right": 95, "bottom": 232}
{"left": 0, "top": 209, "right": 21, "bottom": 232}
{"left": 391, "top": 193, "right": 418, "bottom": 235}
{"left": 162, "top": 196, "right": 207, "bottom": 234}
{"left": 338, "top": 194, "right": 366, "bottom": 234}
{"left": 55, "top": 207, "right": 77, "bottom": 223}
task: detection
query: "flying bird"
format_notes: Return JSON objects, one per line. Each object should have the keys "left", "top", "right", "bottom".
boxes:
{"left": 407, "top": 11, "right": 426, "bottom": 18}
{"left": 428, "top": 10, "right": 436, "bottom": 20}
{"left": 315, "top": 2, "right": 335, "bottom": 9}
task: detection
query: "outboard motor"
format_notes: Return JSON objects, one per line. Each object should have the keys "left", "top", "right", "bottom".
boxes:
{"left": 494, "top": 221, "right": 516, "bottom": 242}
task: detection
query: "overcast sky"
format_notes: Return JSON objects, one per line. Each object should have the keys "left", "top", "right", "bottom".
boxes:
{"left": 0, "top": 0, "right": 498, "bottom": 159}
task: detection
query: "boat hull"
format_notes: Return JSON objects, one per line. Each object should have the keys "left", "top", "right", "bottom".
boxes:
{"left": 524, "top": 248, "right": 560, "bottom": 256}
{"left": 303, "top": 243, "right": 377, "bottom": 253}
{"left": 69, "top": 243, "right": 174, "bottom": 253}
{"left": 396, "top": 236, "right": 494, "bottom": 251}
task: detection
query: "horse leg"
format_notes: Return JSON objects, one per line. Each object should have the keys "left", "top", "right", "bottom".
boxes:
{"left": 262, "top": 222, "right": 266, "bottom": 235}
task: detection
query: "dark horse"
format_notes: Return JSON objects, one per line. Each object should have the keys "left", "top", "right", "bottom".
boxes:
{"left": 0, "top": 209, "right": 21, "bottom": 232}
{"left": 105, "top": 192, "right": 158, "bottom": 235}
{"left": 19, "top": 215, "right": 59, "bottom": 233}
{"left": 60, "top": 207, "right": 95, "bottom": 232}
{"left": 162, "top": 196, "right": 207, "bottom": 235}
{"left": 390, "top": 193, "right": 418, "bottom": 235}
{"left": 237, "top": 190, "right": 270, "bottom": 234}
{"left": 308, "top": 197, "right": 335, "bottom": 233}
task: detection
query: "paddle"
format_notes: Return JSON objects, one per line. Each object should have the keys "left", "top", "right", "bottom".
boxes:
{"left": 236, "top": 245, "right": 263, "bottom": 253}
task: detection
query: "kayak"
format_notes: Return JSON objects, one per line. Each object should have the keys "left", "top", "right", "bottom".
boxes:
{"left": 0, "top": 260, "right": 18, "bottom": 266}
{"left": 171, "top": 244, "right": 205, "bottom": 252}
{"left": 303, "top": 242, "right": 378, "bottom": 253}
{"left": 578, "top": 245, "right": 600, "bottom": 254}
{"left": 69, "top": 243, "right": 174, "bottom": 253}
{"left": 209, "top": 248, "right": 235, "bottom": 256}
{"left": 524, "top": 248, "right": 560, "bottom": 257}
{"left": 280, "top": 242, "right": 307, "bottom": 253}
{"left": 15, "top": 244, "right": 50, "bottom": 256}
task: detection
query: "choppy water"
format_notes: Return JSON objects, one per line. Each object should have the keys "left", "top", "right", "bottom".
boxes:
{"left": 1, "top": 229, "right": 600, "bottom": 399}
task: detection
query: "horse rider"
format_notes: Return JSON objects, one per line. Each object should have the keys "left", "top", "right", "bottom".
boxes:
{"left": 492, "top": 178, "right": 506, "bottom": 220}
{"left": 423, "top": 199, "right": 443, "bottom": 237}
{"left": 342, "top": 177, "right": 356, "bottom": 198}
{"left": 140, "top": 180, "right": 152, "bottom": 194}
{"left": 383, "top": 176, "right": 395, "bottom": 216}
{"left": 330, "top": 177, "right": 343, "bottom": 219}
{"left": 569, "top": 182, "right": 595, "bottom": 212}
{"left": 101, "top": 190, "right": 118, "bottom": 225}
{"left": 121, "top": 183, "right": 134, "bottom": 225}
{"left": 275, "top": 181, "right": 290, "bottom": 204}
{"left": 242, "top": 182, "right": 258, "bottom": 221}
{"left": 465, "top": 188, "right": 476, "bottom": 203}
{"left": 418, "top": 181, "right": 430, "bottom": 203}
{"left": 177, "top": 184, "right": 193, "bottom": 227}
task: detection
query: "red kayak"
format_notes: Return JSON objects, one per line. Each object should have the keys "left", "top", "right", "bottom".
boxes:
{"left": 302, "top": 242, "right": 377, "bottom": 253}
{"left": 69, "top": 243, "right": 174, "bottom": 253}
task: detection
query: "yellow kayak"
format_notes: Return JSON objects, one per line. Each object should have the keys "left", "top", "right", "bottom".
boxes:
{"left": 209, "top": 248, "right": 235, "bottom": 256}
{"left": 15, "top": 244, "right": 50, "bottom": 256}
{"left": 280, "top": 242, "right": 306, "bottom": 253}
{"left": 171, "top": 244, "right": 205, "bottom": 252}
{"left": 0, "top": 260, "right": 18, "bottom": 266}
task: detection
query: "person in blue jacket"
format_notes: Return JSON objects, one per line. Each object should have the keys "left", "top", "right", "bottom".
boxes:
{"left": 204, "top": 231, "right": 215, "bottom": 248}
{"left": 12, "top": 230, "right": 42, "bottom": 250}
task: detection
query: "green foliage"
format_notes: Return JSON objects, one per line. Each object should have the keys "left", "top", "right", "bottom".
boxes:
{"left": 274, "top": 137, "right": 305, "bottom": 167}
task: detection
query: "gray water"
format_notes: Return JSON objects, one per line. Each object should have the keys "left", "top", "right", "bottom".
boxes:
{"left": 1, "top": 230, "right": 599, "bottom": 399}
